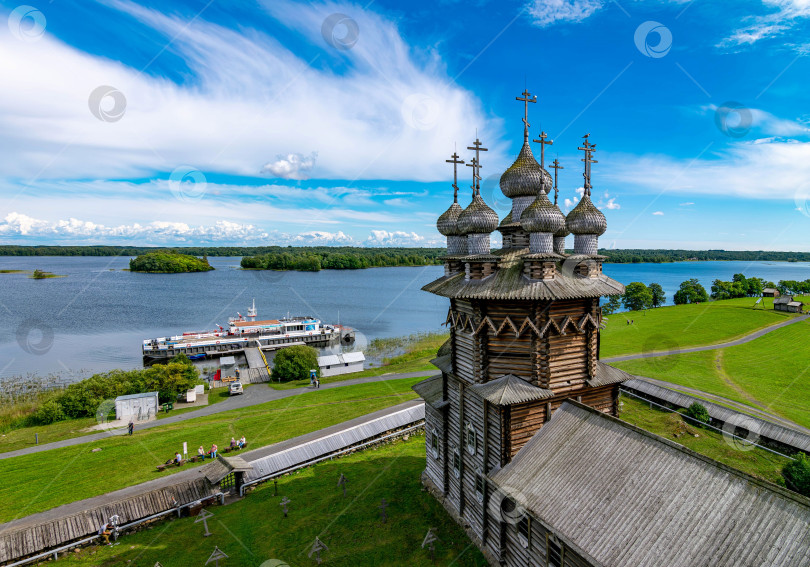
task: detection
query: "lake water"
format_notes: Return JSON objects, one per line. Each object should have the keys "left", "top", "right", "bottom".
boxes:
{"left": 1, "top": 256, "right": 808, "bottom": 381}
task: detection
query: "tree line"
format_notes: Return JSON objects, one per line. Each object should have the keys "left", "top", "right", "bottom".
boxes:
{"left": 2, "top": 245, "right": 810, "bottom": 264}
{"left": 240, "top": 249, "right": 443, "bottom": 272}
{"left": 602, "top": 273, "right": 806, "bottom": 313}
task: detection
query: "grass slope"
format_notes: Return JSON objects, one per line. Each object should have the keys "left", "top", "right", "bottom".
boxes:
{"left": 43, "top": 437, "right": 487, "bottom": 567}
{"left": 0, "top": 378, "right": 421, "bottom": 523}
{"left": 601, "top": 297, "right": 796, "bottom": 358}
{"left": 613, "top": 318, "right": 810, "bottom": 429}
{"left": 619, "top": 395, "right": 791, "bottom": 483}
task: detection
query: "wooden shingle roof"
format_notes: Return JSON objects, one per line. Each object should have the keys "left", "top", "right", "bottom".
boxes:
{"left": 469, "top": 374, "right": 554, "bottom": 405}
{"left": 491, "top": 401, "right": 810, "bottom": 567}
{"left": 422, "top": 255, "right": 623, "bottom": 300}
{"left": 411, "top": 375, "right": 447, "bottom": 409}
{"left": 201, "top": 455, "right": 253, "bottom": 484}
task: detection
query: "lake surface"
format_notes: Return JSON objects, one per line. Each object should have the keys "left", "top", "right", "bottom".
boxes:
{"left": 1, "top": 256, "right": 808, "bottom": 381}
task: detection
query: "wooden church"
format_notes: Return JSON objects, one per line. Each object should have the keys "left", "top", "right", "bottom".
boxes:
{"left": 412, "top": 91, "right": 810, "bottom": 566}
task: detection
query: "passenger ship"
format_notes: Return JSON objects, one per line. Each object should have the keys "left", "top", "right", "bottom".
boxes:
{"left": 142, "top": 300, "right": 348, "bottom": 363}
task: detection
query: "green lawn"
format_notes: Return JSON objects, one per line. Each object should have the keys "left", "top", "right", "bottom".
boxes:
{"left": 613, "top": 318, "right": 810, "bottom": 429}
{"left": 0, "top": 387, "right": 232, "bottom": 455}
{"left": 601, "top": 297, "right": 796, "bottom": 358}
{"left": 619, "top": 394, "right": 791, "bottom": 484}
{"left": 48, "top": 437, "right": 487, "bottom": 567}
{"left": 0, "top": 378, "right": 422, "bottom": 523}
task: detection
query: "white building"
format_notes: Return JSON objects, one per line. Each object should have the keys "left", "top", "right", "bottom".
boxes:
{"left": 114, "top": 391, "right": 159, "bottom": 421}
{"left": 318, "top": 352, "right": 365, "bottom": 377}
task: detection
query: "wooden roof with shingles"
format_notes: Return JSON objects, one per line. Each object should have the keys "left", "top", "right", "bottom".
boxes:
{"left": 412, "top": 375, "right": 447, "bottom": 409}
{"left": 469, "top": 374, "right": 554, "bottom": 405}
{"left": 423, "top": 250, "right": 623, "bottom": 300}
{"left": 491, "top": 401, "right": 810, "bottom": 567}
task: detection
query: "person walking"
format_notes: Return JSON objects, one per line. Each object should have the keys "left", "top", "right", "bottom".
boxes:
{"left": 127, "top": 421, "right": 134, "bottom": 435}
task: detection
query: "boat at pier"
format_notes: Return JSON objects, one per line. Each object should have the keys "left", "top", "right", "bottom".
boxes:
{"left": 142, "top": 300, "right": 352, "bottom": 364}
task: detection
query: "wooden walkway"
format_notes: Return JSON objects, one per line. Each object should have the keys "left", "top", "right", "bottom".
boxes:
{"left": 242, "top": 346, "right": 270, "bottom": 384}
{"left": 0, "top": 400, "right": 424, "bottom": 565}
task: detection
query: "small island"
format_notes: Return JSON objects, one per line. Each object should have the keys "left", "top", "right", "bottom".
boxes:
{"left": 30, "top": 269, "right": 66, "bottom": 279}
{"left": 129, "top": 251, "right": 214, "bottom": 273}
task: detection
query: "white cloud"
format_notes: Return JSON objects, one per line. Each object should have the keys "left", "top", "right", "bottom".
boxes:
{"left": 720, "top": 0, "right": 810, "bottom": 49}
{"left": 261, "top": 153, "right": 318, "bottom": 180}
{"left": 289, "top": 230, "right": 354, "bottom": 244}
{"left": 366, "top": 230, "right": 425, "bottom": 246}
{"left": 652, "top": 211, "right": 664, "bottom": 215}
{"left": 527, "top": 0, "right": 604, "bottom": 27}
{"left": 680, "top": 202, "right": 695, "bottom": 206}
{"left": 604, "top": 198, "right": 620, "bottom": 210}
{"left": 703, "top": 104, "right": 810, "bottom": 137}
{"left": 0, "top": 0, "right": 501, "bottom": 183}
{"left": 605, "top": 138, "right": 810, "bottom": 200}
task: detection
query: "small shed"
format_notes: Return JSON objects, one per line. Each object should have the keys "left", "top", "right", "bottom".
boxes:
{"left": 201, "top": 455, "right": 254, "bottom": 494}
{"left": 318, "top": 352, "right": 365, "bottom": 377}
{"left": 774, "top": 296, "right": 803, "bottom": 313}
{"left": 219, "top": 356, "right": 238, "bottom": 381}
{"left": 114, "top": 391, "right": 158, "bottom": 421}
{"left": 763, "top": 288, "right": 780, "bottom": 298}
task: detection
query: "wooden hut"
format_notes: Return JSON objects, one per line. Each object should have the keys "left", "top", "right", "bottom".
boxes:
{"left": 775, "top": 296, "right": 803, "bottom": 313}
{"left": 763, "top": 287, "right": 780, "bottom": 297}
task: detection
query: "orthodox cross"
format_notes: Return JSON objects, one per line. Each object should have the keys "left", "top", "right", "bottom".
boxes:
{"left": 445, "top": 151, "right": 465, "bottom": 203}
{"left": 280, "top": 496, "right": 291, "bottom": 518}
{"left": 466, "top": 136, "right": 488, "bottom": 194}
{"left": 533, "top": 131, "right": 553, "bottom": 170}
{"left": 515, "top": 89, "right": 537, "bottom": 139}
{"left": 205, "top": 546, "right": 228, "bottom": 567}
{"left": 578, "top": 134, "right": 597, "bottom": 196}
{"left": 308, "top": 537, "right": 329, "bottom": 564}
{"left": 465, "top": 157, "right": 481, "bottom": 197}
{"left": 549, "top": 159, "right": 564, "bottom": 205}
{"left": 422, "top": 528, "right": 439, "bottom": 564}
{"left": 337, "top": 473, "right": 347, "bottom": 497}
{"left": 379, "top": 498, "right": 388, "bottom": 524}
{"left": 195, "top": 509, "right": 213, "bottom": 537}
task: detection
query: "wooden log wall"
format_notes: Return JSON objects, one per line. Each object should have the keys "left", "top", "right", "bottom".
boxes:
{"left": 0, "top": 478, "right": 214, "bottom": 564}
{"left": 452, "top": 300, "right": 481, "bottom": 383}
{"left": 423, "top": 404, "right": 444, "bottom": 489}
{"left": 460, "top": 379, "right": 486, "bottom": 539}
{"left": 484, "top": 302, "right": 534, "bottom": 382}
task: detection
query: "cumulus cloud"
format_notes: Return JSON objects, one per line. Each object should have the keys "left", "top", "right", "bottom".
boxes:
{"left": 365, "top": 230, "right": 425, "bottom": 246}
{"left": 0, "top": 0, "right": 500, "bottom": 183}
{"left": 604, "top": 198, "right": 620, "bottom": 210}
{"left": 289, "top": 230, "right": 354, "bottom": 244}
{"left": 262, "top": 153, "right": 318, "bottom": 180}
{"left": 527, "top": 0, "right": 604, "bottom": 28}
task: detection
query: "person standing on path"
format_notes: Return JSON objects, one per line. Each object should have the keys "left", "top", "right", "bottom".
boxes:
{"left": 127, "top": 421, "right": 134, "bottom": 436}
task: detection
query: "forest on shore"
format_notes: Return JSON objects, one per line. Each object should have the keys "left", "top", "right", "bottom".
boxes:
{"left": 1, "top": 245, "right": 810, "bottom": 264}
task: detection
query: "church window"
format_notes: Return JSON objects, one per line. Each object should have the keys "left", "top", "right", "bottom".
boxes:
{"left": 465, "top": 422, "right": 477, "bottom": 455}
{"left": 474, "top": 473, "right": 485, "bottom": 502}
{"left": 453, "top": 450, "right": 461, "bottom": 477}
{"left": 518, "top": 516, "right": 530, "bottom": 549}
{"left": 430, "top": 431, "right": 439, "bottom": 458}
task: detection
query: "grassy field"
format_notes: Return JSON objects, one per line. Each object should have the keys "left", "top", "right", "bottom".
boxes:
{"left": 613, "top": 318, "right": 810, "bottom": 429}
{"left": 49, "top": 437, "right": 487, "bottom": 567}
{"left": 619, "top": 394, "right": 791, "bottom": 483}
{"left": 601, "top": 297, "right": 797, "bottom": 358}
{"left": 0, "top": 378, "right": 422, "bottom": 523}
{"left": 268, "top": 333, "right": 447, "bottom": 390}
{"left": 0, "top": 386, "right": 234, "bottom": 455}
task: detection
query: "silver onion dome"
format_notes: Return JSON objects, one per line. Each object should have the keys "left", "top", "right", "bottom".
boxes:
{"left": 552, "top": 203, "right": 570, "bottom": 237}
{"left": 520, "top": 191, "right": 566, "bottom": 234}
{"left": 437, "top": 202, "right": 464, "bottom": 236}
{"left": 566, "top": 194, "right": 607, "bottom": 236}
{"left": 458, "top": 194, "right": 499, "bottom": 234}
{"left": 499, "top": 142, "right": 552, "bottom": 198}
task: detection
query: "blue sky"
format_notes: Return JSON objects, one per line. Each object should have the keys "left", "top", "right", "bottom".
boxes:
{"left": 0, "top": 0, "right": 809, "bottom": 249}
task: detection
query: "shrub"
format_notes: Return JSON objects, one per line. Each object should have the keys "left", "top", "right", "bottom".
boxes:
{"left": 271, "top": 345, "right": 320, "bottom": 382}
{"left": 782, "top": 453, "right": 810, "bottom": 497}
{"left": 685, "top": 402, "right": 710, "bottom": 425}
{"left": 34, "top": 400, "right": 66, "bottom": 425}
